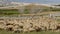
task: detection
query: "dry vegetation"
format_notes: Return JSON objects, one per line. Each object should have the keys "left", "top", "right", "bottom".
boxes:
{"left": 0, "top": 15, "right": 59, "bottom": 33}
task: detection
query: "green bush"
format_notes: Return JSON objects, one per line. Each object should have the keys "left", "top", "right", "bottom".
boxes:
{"left": 24, "top": 9, "right": 29, "bottom": 14}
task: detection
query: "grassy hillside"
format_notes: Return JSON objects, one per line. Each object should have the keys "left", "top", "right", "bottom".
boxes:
{"left": 0, "top": 5, "right": 60, "bottom": 16}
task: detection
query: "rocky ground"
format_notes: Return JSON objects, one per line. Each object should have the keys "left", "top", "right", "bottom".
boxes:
{"left": 0, "top": 15, "right": 60, "bottom": 33}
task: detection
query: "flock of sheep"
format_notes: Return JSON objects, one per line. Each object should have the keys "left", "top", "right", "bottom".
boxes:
{"left": 0, "top": 15, "right": 60, "bottom": 33}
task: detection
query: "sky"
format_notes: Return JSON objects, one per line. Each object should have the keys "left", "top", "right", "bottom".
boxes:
{"left": 2, "top": 0, "right": 60, "bottom": 4}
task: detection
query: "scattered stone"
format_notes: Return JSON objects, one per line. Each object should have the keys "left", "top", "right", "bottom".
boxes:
{"left": 0, "top": 16, "right": 59, "bottom": 33}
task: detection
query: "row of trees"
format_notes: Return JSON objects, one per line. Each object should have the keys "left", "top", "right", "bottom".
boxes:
{"left": 0, "top": 9, "right": 19, "bottom": 15}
